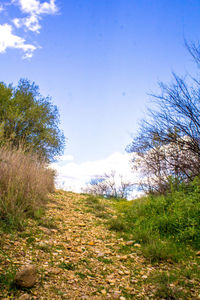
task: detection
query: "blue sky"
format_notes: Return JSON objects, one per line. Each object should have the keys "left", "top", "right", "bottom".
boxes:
{"left": 0, "top": 0, "right": 200, "bottom": 193}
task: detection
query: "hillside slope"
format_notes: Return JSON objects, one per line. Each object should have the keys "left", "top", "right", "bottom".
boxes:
{"left": 0, "top": 191, "right": 199, "bottom": 299}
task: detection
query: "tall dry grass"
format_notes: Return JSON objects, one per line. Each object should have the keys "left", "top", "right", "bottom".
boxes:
{"left": 0, "top": 144, "right": 55, "bottom": 228}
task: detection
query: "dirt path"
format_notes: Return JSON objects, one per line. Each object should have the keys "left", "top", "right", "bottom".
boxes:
{"left": 0, "top": 191, "right": 158, "bottom": 299}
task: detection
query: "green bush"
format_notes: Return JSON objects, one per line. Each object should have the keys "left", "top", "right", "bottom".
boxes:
{"left": 111, "top": 177, "right": 200, "bottom": 261}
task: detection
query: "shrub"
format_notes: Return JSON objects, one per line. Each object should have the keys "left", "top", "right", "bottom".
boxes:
{"left": 0, "top": 144, "right": 55, "bottom": 228}
{"left": 110, "top": 177, "right": 200, "bottom": 261}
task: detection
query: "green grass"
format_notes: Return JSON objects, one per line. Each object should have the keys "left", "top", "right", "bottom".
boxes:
{"left": 36, "top": 217, "right": 57, "bottom": 229}
{"left": 84, "top": 195, "right": 112, "bottom": 220}
{"left": 152, "top": 271, "right": 189, "bottom": 299}
{"left": 97, "top": 257, "right": 113, "bottom": 264}
{"left": 108, "top": 217, "right": 127, "bottom": 232}
{"left": 149, "top": 265, "right": 200, "bottom": 300}
{"left": 58, "top": 262, "right": 75, "bottom": 270}
{"left": 26, "top": 236, "right": 36, "bottom": 244}
{"left": 75, "top": 272, "right": 87, "bottom": 279}
{"left": 108, "top": 177, "right": 200, "bottom": 263}
{"left": 0, "top": 261, "right": 17, "bottom": 293}
{"left": 37, "top": 244, "right": 51, "bottom": 252}
{"left": 85, "top": 195, "right": 106, "bottom": 211}
{"left": 0, "top": 215, "right": 25, "bottom": 232}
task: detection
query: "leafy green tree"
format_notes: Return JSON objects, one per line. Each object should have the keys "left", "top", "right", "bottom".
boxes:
{"left": 0, "top": 79, "right": 65, "bottom": 161}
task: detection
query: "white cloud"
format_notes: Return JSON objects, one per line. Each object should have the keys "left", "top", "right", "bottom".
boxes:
{"left": 13, "top": 15, "right": 41, "bottom": 32}
{"left": 16, "top": 0, "right": 57, "bottom": 15}
{"left": 0, "top": 0, "right": 58, "bottom": 58}
{"left": 51, "top": 152, "right": 142, "bottom": 199}
{"left": 13, "top": 0, "right": 58, "bottom": 32}
{"left": 0, "top": 24, "right": 36, "bottom": 58}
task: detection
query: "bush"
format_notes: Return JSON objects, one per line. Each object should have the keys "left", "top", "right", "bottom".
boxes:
{"left": 0, "top": 144, "right": 55, "bottom": 228}
{"left": 111, "top": 178, "right": 200, "bottom": 261}
{"left": 126, "top": 183, "right": 200, "bottom": 248}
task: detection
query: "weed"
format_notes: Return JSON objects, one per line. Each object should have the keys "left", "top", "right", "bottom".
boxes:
{"left": 26, "top": 236, "right": 36, "bottom": 244}
{"left": 0, "top": 265, "right": 17, "bottom": 292}
{"left": 118, "top": 244, "right": 133, "bottom": 254}
{"left": 155, "top": 284, "right": 189, "bottom": 299}
{"left": 37, "top": 244, "right": 51, "bottom": 252}
{"left": 33, "top": 207, "right": 45, "bottom": 220}
{"left": 108, "top": 218, "right": 127, "bottom": 232}
{"left": 151, "top": 271, "right": 190, "bottom": 299}
{"left": 85, "top": 196, "right": 108, "bottom": 212}
{"left": 58, "top": 262, "right": 75, "bottom": 270}
{"left": 80, "top": 258, "right": 89, "bottom": 263}
{"left": 18, "top": 231, "right": 33, "bottom": 238}
{"left": 97, "top": 257, "right": 113, "bottom": 264}
{"left": 95, "top": 212, "right": 111, "bottom": 219}
{"left": 37, "top": 217, "right": 57, "bottom": 229}
{"left": 75, "top": 272, "right": 87, "bottom": 279}
{"left": 142, "top": 239, "right": 188, "bottom": 263}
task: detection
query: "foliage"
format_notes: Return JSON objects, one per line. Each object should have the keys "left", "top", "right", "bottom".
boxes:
{"left": 109, "top": 177, "right": 200, "bottom": 262}
{"left": 0, "top": 144, "right": 55, "bottom": 229}
{"left": 0, "top": 79, "right": 65, "bottom": 161}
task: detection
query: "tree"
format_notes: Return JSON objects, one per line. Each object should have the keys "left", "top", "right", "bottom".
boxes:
{"left": 127, "top": 42, "right": 200, "bottom": 193}
{"left": 83, "top": 171, "right": 134, "bottom": 199}
{"left": 0, "top": 79, "right": 65, "bottom": 161}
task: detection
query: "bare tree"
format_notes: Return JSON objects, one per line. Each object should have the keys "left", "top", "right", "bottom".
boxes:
{"left": 83, "top": 171, "right": 134, "bottom": 199}
{"left": 127, "top": 42, "right": 200, "bottom": 193}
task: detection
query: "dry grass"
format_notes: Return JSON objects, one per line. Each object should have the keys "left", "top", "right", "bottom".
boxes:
{"left": 0, "top": 144, "right": 55, "bottom": 228}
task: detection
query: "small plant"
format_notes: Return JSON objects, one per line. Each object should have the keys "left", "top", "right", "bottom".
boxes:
{"left": 97, "top": 257, "right": 113, "bottom": 264}
{"left": 108, "top": 217, "right": 127, "bottom": 232}
{"left": 75, "top": 272, "right": 87, "bottom": 279}
{"left": 0, "top": 265, "right": 17, "bottom": 292}
{"left": 182, "top": 264, "right": 200, "bottom": 280}
{"left": 33, "top": 208, "right": 45, "bottom": 220}
{"left": 95, "top": 211, "right": 111, "bottom": 219}
{"left": 58, "top": 262, "right": 75, "bottom": 270}
{"left": 37, "top": 244, "right": 51, "bottom": 252}
{"left": 142, "top": 239, "right": 186, "bottom": 263}
{"left": 151, "top": 271, "right": 190, "bottom": 299}
{"left": 155, "top": 284, "right": 188, "bottom": 299}
{"left": 37, "top": 217, "right": 57, "bottom": 229}
{"left": 26, "top": 236, "right": 36, "bottom": 244}
{"left": 85, "top": 196, "right": 107, "bottom": 212}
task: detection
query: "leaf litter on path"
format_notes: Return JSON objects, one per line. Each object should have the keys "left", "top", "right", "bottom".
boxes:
{"left": 0, "top": 190, "right": 199, "bottom": 299}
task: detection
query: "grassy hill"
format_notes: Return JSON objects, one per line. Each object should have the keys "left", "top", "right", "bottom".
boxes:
{"left": 0, "top": 190, "right": 199, "bottom": 299}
